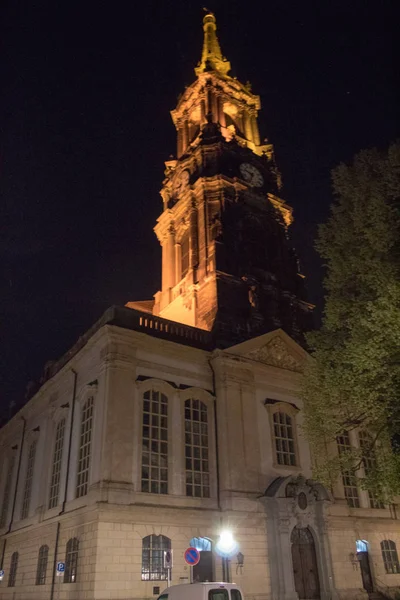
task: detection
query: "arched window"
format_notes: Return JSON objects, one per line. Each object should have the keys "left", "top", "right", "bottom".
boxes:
{"left": 8, "top": 551, "right": 18, "bottom": 587}
{"left": 36, "top": 545, "right": 49, "bottom": 585}
{"left": 184, "top": 399, "right": 210, "bottom": 498}
{"left": 381, "top": 540, "right": 400, "bottom": 574}
{"left": 358, "top": 430, "right": 384, "bottom": 509}
{"left": 76, "top": 397, "right": 94, "bottom": 498}
{"left": 141, "top": 390, "right": 168, "bottom": 494}
{"left": 141, "top": 534, "right": 171, "bottom": 580}
{"left": 0, "top": 454, "right": 15, "bottom": 528}
{"left": 49, "top": 418, "right": 66, "bottom": 509}
{"left": 64, "top": 537, "right": 79, "bottom": 583}
{"left": 21, "top": 439, "right": 38, "bottom": 519}
{"left": 273, "top": 411, "right": 296, "bottom": 466}
{"left": 336, "top": 431, "right": 359, "bottom": 508}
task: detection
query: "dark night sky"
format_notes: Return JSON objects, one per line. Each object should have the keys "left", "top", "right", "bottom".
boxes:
{"left": 0, "top": 0, "right": 398, "bottom": 417}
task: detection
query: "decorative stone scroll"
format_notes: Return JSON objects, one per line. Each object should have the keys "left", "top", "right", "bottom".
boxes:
{"left": 246, "top": 336, "right": 304, "bottom": 373}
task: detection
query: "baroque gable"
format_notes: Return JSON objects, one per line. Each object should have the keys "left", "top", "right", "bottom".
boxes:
{"left": 246, "top": 336, "right": 304, "bottom": 373}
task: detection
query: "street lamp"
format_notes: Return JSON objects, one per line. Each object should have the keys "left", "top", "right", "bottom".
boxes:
{"left": 215, "top": 530, "right": 238, "bottom": 583}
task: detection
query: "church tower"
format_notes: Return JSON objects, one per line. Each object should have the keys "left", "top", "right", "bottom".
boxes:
{"left": 150, "top": 12, "right": 313, "bottom": 346}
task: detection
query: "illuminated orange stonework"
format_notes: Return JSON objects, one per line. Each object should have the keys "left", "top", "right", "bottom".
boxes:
{"left": 127, "top": 12, "right": 312, "bottom": 344}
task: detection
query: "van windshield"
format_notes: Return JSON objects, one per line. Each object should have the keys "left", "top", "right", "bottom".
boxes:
{"left": 209, "top": 589, "right": 229, "bottom": 600}
{"left": 158, "top": 595, "right": 168, "bottom": 600}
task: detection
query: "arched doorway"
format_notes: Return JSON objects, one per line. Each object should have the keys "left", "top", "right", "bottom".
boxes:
{"left": 189, "top": 537, "right": 214, "bottom": 582}
{"left": 356, "top": 540, "right": 373, "bottom": 592}
{"left": 291, "top": 527, "right": 320, "bottom": 599}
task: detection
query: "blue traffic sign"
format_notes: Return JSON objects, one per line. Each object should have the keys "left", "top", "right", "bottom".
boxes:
{"left": 184, "top": 547, "right": 200, "bottom": 566}
{"left": 0, "top": 569, "right": 4, "bottom": 577}
{"left": 56, "top": 562, "right": 65, "bottom": 572}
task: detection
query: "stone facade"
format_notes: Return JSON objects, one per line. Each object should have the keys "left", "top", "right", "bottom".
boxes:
{"left": 1, "top": 323, "right": 400, "bottom": 600}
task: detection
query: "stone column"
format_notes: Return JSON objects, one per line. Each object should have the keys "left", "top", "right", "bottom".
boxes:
{"left": 251, "top": 113, "right": 260, "bottom": 146}
{"left": 189, "top": 200, "right": 199, "bottom": 282}
{"left": 243, "top": 111, "right": 253, "bottom": 141}
{"left": 217, "top": 95, "right": 226, "bottom": 127}
{"left": 177, "top": 127, "right": 183, "bottom": 158}
{"left": 183, "top": 119, "right": 189, "bottom": 151}
{"left": 165, "top": 225, "right": 176, "bottom": 289}
{"left": 200, "top": 97, "right": 206, "bottom": 125}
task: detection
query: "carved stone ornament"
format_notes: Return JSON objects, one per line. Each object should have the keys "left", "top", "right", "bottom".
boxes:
{"left": 246, "top": 336, "right": 304, "bottom": 372}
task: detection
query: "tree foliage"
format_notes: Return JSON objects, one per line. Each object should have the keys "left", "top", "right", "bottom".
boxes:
{"left": 302, "top": 142, "right": 400, "bottom": 499}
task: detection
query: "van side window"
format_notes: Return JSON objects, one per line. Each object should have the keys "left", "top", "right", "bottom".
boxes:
{"left": 209, "top": 590, "right": 229, "bottom": 600}
{"left": 231, "top": 590, "right": 242, "bottom": 600}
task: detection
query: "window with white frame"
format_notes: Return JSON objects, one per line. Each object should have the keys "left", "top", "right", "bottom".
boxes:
{"left": 336, "top": 431, "right": 360, "bottom": 508}
{"left": 141, "top": 390, "right": 168, "bottom": 494}
{"left": 76, "top": 397, "right": 94, "bottom": 498}
{"left": 184, "top": 399, "right": 210, "bottom": 498}
{"left": 64, "top": 537, "right": 79, "bottom": 583}
{"left": 381, "top": 540, "right": 400, "bottom": 574}
{"left": 21, "top": 439, "right": 37, "bottom": 519}
{"left": 358, "top": 430, "right": 384, "bottom": 509}
{"left": 8, "top": 551, "right": 18, "bottom": 587}
{"left": 141, "top": 534, "right": 171, "bottom": 580}
{"left": 0, "top": 454, "right": 15, "bottom": 528}
{"left": 48, "top": 418, "right": 66, "bottom": 509}
{"left": 272, "top": 411, "right": 297, "bottom": 466}
{"left": 36, "top": 544, "right": 49, "bottom": 585}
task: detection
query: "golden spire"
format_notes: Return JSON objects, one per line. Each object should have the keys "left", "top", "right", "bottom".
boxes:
{"left": 195, "top": 11, "right": 231, "bottom": 77}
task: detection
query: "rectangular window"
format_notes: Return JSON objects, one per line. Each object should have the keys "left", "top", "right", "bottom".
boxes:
{"left": 49, "top": 418, "right": 66, "bottom": 509}
{"left": 0, "top": 455, "right": 15, "bottom": 528}
{"left": 76, "top": 398, "right": 94, "bottom": 498}
{"left": 185, "top": 399, "right": 210, "bottom": 498}
{"left": 141, "top": 390, "right": 168, "bottom": 494}
{"left": 273, "top": 412, "right": 296, "bottom": 466}
{"left": 21, "top": 440, "right": 37, "bottom": 519}
{"left": 337, "top": 432, "right": 360, "bottom": 508}
{"left": 181, "top": 235, "right": 190, "bottom": 278}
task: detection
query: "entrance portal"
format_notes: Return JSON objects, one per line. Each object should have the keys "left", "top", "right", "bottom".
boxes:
{"left": 291, "top": 527, "right": 320, "bottom": 599}
{"left": 356, "top": 540, "right": 373, "bottom": 592}
{"left": 189, "top": 537, "right": 214, "bottom": 582}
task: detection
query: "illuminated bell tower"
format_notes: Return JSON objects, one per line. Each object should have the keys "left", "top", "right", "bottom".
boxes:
{"left": 151, "top": 12, "right": 312, "bottom": 346}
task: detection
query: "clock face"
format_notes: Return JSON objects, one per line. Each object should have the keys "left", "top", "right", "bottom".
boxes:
{"left": 239, "top": 163, "right": 264, "bottom": 187}
{"left": 174, "top": 169, "right": 190, "bottom": 192}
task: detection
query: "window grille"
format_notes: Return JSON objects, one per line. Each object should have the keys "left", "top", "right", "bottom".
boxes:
{"left": 141, "top": 534, "right": 171, "bottom": 580}
{"left": 21, "top": 440, "right": 37, "bottom": 519}
{"left": 141, "top": 390, "right": 168, "bottom": 494}
{"left": 273, "top": 412, "right": 296, "bottom": 466}
{"left": 36, "top": 545, "right": 49, "bottom": 585}
{"left": 336, "top": 431, "right": 360, "bottom": 508}
{"left": 185, "top": 399, "right": 210, "bottom": 498}
{"left": 358, "top": 430, "right": 384, "bottom": 509}
{"left": 76, "top": 398, "right": 94, "bottom": 498}
{"left": 8, "top": 551, "right": 18, "bottom": 587}
{"left": 381, "top": 540, "right": 400, "bottom": 574}
{"left": 64, "top": 538, "right": 79, "bottom": 583}
{"left": 49, "top": 418, "right": 66, "bottom": 508}
{"left": 0, "top": 455, "right": 15, "bottom": 528}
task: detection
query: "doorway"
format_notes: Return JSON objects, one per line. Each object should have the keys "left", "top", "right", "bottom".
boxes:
{"left": 356, "top": 540, "right": 373, "bottom": 592}
{"left": 291, "top": 527, "right": 320, "bottom": 599}
{"left": 190, "top": 537, "right": 214, "bottom": 582}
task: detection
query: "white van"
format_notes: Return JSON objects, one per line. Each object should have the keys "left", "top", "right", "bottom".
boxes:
{"left": 157, "top": 582, "right": 244, "bottom": 600}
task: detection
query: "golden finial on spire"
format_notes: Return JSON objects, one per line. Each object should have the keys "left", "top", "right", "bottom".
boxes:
{"left": 195, "top": 10, "right": 231, "bottom": 77}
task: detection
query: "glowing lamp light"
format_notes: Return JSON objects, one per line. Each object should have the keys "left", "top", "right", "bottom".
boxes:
{"left": 215, "top": 530, "right": 238, "bottom": 558}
